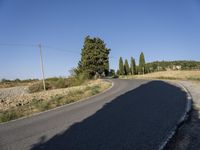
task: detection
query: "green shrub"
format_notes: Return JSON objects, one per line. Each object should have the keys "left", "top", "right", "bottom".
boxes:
{"left": 157, "top": 76, "right": 178, "bottom": 80}
{"left": 46, "top": 77, "right": 60, "bottom": 82}
{"left": 28, "top": 76, "right": 87, "bottom": 93}
{"left": 0, "top": 109, "right": 18, "bottom": 122}
{"left": 28, "top": 82, "right": 51, "bottom": 93}
{"left": 55, "top": 78, "right": 67, "bottom": 88}
{"left": 187, "top": 77, "right": 200, "bottom": 81}
{"left": 91, "top": 86, "right": 100, "bottom": 95}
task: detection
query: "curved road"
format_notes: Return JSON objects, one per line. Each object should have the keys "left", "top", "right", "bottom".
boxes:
{"left": 0, "top": 79, "right": 187, "bottom": 150}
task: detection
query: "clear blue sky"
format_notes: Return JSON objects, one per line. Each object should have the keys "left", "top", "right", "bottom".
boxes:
{"left": 0, "top": 0, "right": 200, "bottom": 79}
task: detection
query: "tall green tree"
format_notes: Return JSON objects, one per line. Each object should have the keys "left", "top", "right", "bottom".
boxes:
{"left": 124, "top": 59, "right": 130, "bottom": 75}
{"left": 139, "top": 52, "right": 146, "bottom": 74}
{"left": 119, "top": 57, "right": 124, "bottom": 75}
{"left": 130, "top": 57, "right": 136, "bottom": 75}
{"left": 78, "top": 36, "right": 110, "bottom": 78}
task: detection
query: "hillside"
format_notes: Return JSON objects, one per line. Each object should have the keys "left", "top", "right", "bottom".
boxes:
{"left": 146, "top": 60, "right": 200, "bottom": 71}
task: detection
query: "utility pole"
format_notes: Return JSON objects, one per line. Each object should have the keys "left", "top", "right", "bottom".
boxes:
{"left": 39, "top": 43, "right": 46, "bottom": 91}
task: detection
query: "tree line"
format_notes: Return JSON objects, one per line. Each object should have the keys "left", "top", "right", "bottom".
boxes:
{"left": 117, "top": 52, "right": 146, "bottom": 75}
{"left": 117, "top": 56, "right": 200, "bottom": 76}
{"left": 146, "top": 60, "right": 200, "bottom": 71}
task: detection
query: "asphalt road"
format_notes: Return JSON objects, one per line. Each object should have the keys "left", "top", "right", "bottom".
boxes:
{"left": 0, "top": 79, "right": 187, "bottom": 150}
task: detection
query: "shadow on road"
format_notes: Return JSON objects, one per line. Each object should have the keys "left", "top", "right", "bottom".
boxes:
{"left": 165, "top": 104, "right": 200, "bottom": 150}
{"left": 31, "top": 81, "right": 187, "bottom": 150}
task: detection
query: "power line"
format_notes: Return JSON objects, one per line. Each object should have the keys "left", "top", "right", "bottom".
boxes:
{"left": 0, "top": 43, "right": 118, "bottom": 59}
{"left": 0, "top": 43, "right": 80, "bottom": 55}
{"left": 43, "top": 46, "right": 118, "bottom": 59}
{"left": 43, "top": 45, "right": 80, "bottom": 54}
{"left": 0, "top": 43, "right": 37, "bottom": 47}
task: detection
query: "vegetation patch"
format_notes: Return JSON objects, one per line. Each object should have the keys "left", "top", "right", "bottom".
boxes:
{"left": 156, "top": 76, "right": 179, "bottom": 80}
{"left": 28, "top": 77, "right": 87, "bottom": 93}
{"left": 0, "top": 80, "right": 111, "bottom": 123}
{"left": 187, "top": 77, "right": 200, "bottom": 81}
{"left": 0, "top": 79, "right": 38, "bottom": 89}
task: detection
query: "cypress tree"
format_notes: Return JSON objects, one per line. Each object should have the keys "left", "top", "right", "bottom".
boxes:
{"left": 139, "top": 52, "right": 146, "bottom": 74}
{"left": 133, "top": 58, "right": 137, "bottom": 74}
{"left": 124, "top": 59, "right": 130, "bottom": 75}
{"left": 130, "top": 57, "right": 136, "bottom": 75}
{"left": 119, "top": 57, "right": 124, "bottom": 75}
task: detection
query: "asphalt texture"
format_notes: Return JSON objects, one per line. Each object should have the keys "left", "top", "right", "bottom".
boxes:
{"left": 0, "top": 79, "right": 187, "bottom": 150}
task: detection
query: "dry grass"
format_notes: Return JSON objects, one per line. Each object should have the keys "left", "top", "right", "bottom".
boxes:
{"left": 0, "top": 79, "right": 111, "bottom": 123}
{"left": 120, "top": 70, "right": 200, "bottom": 81}
{"left": 0, "top": 81, "right": 36, "bottom": 89}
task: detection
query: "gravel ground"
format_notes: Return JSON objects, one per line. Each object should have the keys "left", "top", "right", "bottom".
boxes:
{"left": 0, "top": 86, "right": 28, "bottom": 102}
{"left": 179, "top": 81, "right": 200, "bottom": 105}
{"left": 166, "top": 80, "right": 200, "bottom": 150}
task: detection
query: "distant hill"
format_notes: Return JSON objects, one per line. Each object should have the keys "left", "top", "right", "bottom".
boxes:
{"left": 146, "top": 60, "right": 200, "bottom": 71}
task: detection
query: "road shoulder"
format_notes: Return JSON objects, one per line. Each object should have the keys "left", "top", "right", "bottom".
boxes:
{"left": 165, "top": 80, "right": 200, "bottom": 150}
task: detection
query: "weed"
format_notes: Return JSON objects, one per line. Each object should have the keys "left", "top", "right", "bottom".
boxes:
{"left": 91, "top": 86, "right": 100, "bottom": 95}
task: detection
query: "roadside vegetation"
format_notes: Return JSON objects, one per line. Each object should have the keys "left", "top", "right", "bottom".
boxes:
{"left": 0, "top": 80, "right": 111, "bottom": 123}
{"left": 28, "top": 76, "right": 87, "bottom": 93}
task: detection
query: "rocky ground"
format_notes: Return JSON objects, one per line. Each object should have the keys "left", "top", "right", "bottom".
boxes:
{"left": 166, "top": 80, "right": 200, "bottom": 150}
{"left": 0, "top": 86, "right": 29, "bottom": 102}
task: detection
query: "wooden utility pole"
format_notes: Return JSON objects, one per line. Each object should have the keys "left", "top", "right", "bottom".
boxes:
{"left": 39, "top": 43, "right": 46, "bottom": 91}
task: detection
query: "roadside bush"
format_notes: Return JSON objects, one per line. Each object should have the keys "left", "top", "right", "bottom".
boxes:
{"left": 55, "top": 78, "right": 67, "bottom": 88}
{"left": 157, "top": 76, "right": 178, "bottom": 80}
{"left": 72, "top": 73, "right": 88, "bottom": 85}
{"left": 46, "top": 77, "right": 60, "bottom": 82}
{"left": 187, "top": 77, "right": 200, "bottom": 81}
{"left": 0, "top": 110, "right": 18, "bottom": 122}
{"left": 28, "top": 76, "right": 87, "bottom": 93}
{"left": 91, "top": 85, "right": 100, "bottom": 95}
{"left": 29, "top": 82, "right": 51, "bottom": 93}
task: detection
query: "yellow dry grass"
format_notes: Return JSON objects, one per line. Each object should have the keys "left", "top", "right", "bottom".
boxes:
{"left": 121, "top": 70, "right": 200, "bottom": 80}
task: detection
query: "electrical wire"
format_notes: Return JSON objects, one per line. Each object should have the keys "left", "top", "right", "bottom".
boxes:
{"left": 0, "top": 43, "right": 118, "bottom": 58}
